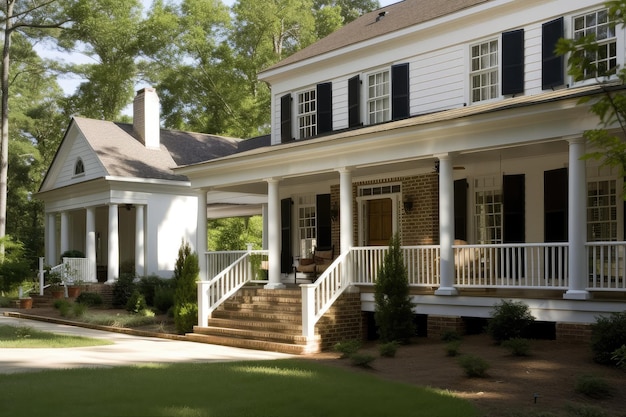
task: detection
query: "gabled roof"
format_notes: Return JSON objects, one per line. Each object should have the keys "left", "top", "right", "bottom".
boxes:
{"left": 261, "top": 0, "right": 490, "bottom": 73}
{"left": 75, "top": 117, "right": 241, "bottom": 181}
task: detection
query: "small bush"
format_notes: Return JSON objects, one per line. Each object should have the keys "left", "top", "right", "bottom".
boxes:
{"left": 611, "top": 344, "right": 626, "bottom": 369}
{"left": 441, "top": 330, "right": 462, "bottom": 342}
{"left": 333, "top": 340, "right": 362, "bottom": 358}
{"left": 72, "top": 302, "right": 87, "bottom": 318}
{"left": 126, "top": 289, "right": 147, "bottom": 313}
{"left": 445, "top": 340, "right": 461, "bottom": 357}
{"left": 53, "top": 299, "right": 71, "bottom": 317}
{"left": 487, "top": 300, "right": 535, "bottom": 344}
{"left": 590, "top": 311, "right": 626, "bottom": 365}
{"left": 137, "top": 275, "right": 171, "bottom": 306}
{"left": 379, "top": 341, "right": 399, "bottom": 357}
{"left": 75, "top": 292, "right": 103, "bottom": 307}
{"left": 174, "top": 302, "right": 197, "bottom": 334}
{"left": 458, "top": 355, "right": 489, "bottom": 377}
{"left": 350, "top": 353, "right": 375, "bottom": 368}
{"left": 574, "top": 374, "right": 613, "bottom": 399}
{"left": 502, "top": 338, "right": 531, "bottom": 356}
{"left": 154, "top": 286, "right": 175, "bottom": 313}
{"left": 112, "top": 273, "right": 136, "bottom": 307}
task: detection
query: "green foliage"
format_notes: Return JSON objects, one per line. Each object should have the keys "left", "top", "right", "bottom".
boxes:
{"left": 333, "top": 339, "right": 362, "bottom": 358}
{"left": 0, "top": 236, "right": 31, "bottom": 293}
{"left": 441, "top": 330, "right": 462, "bottom": 342}
{"left": 374, "top": 233, "right": 416, "bottom": 343}
{"left": 59, "top": 250, "right": 85, "bottom": 259}
{"left": 207, "top": 216, "right": 263, "bottom": 251}
{"left": 501, "top": 338, "right": 531, "bottom": 356}
{"left": 173, "top": 242, "right": 199, "bottom": 334}
{"left": 137, "top": 275, "right": 172, "bottom": 306}
{"left": 611, "top": 344, "right": 626, "bottom": 369}
{"left": 72, "top": 302, "right": 87, "bottom": 317}
{"left": 350, "top": 353, "right": 376, "bottom": 368}
{"left": 563, "top": 404, "right": 610, "bottom": 417}
{"left": 53, "top": 299, "right": 72, "bottom": 317}
{"left": 126, "top": 289, "right": 147, "bottom": 313}
{"left": 378, "top": 341, "right": 399, "bottom": 358}
{"left": 75, "top": 292, "right": 103, "bottom": 307}
{"left": 590, "top": 311, "right": 626, "bottom": 365}
{"left": 457, "top": 355, "right": 490, "bottom": 378}
{"left": 486, "top": 300, "right": 535, "bottom": 344}
{"left": 112, "top": 273, "right": 137, "bottom": 307}
{"left": 574, "top": 374, "right": 613, "bottom": 399}
{"left": 445, "top": 341, "right": 461, "bottom": 357}
{"left": 154, "top": 285, "right": 175, "bottom": 314}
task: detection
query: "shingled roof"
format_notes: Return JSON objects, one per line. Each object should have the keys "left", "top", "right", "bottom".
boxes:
{"left": 73, "top": 117, "right": 241, "bottom": 182}
{"left": 262, "top": 0, "right": 490, "bottom": 72}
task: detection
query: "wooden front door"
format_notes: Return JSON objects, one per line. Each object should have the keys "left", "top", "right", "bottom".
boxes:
{"left": 367, "top": 198, "right": 393, "bottom": 246}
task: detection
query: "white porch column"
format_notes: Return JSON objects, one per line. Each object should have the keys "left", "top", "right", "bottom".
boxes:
{"left": 46, "top": 213, "right": 57, "bottom": 266}
{"left": 135, "top": 204, "right": 146, "bottom": 277}
{"left": 85, "top": 207, "right": 97, "bottom": 282}
{"left": 60, "top": 211, "right": 69, "bottom": 257}
{"left": 435, "top": 154, "right": 458, "bottom": 296}
{"left": 339, "top": 168, "right": 353, "bottom": 253}
{"left": 262, "top": 203, "right": 269, "bottom": 250}
{"left": 107, "top": 204, "right": 119, "bottom": 283}
{"left": 196, "top": 191, "right": 207, "bottom": 280}
{"left": 265, "top": 178, "right": 285, "bottom": 289}
{"left": 565, "top": 137, "right": 590, "bottom": 300}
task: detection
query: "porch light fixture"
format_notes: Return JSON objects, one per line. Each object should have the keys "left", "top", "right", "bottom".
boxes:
{"left": 330, "top": 202, "right": 339, "bottom": 222}
{"left": 125, "top": 204, "right": 133, "bottom": 211}
{"left": 403, "top": 196, "right": 413, "bottom": 214}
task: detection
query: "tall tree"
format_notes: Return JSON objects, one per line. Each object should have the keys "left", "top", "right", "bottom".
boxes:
{"left": 0, "top": 0, "right": 69, "bottom": 255}
{"left": 314, "top": 0, "right": 379, "bottom": 25}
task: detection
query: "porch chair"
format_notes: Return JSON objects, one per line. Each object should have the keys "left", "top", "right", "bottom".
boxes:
{"left": 295, "top": 246, "right": 334, "bottom": 283}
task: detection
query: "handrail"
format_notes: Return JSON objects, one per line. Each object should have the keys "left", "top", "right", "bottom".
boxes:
{"left": 197, "top": 250, "right": 268, "bottom": 327}
{"left": 301, "top": 250, "right": 351, "bottom": 339}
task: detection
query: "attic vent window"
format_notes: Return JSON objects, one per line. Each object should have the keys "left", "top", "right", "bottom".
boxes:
{"left": 376, "top": 11, "right": 387, "bottom": 22}
{"left": 74, "top": 157, "right": 85, "bottom": 176}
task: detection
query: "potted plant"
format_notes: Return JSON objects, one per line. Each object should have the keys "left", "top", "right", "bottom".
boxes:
{"left": 19, "top": 296, "right": 33, "bottom": 309}
{"left": 47, "top": 269, "right": 64, "bottom": 299}
{"left": 67, "top": 277, "right": 84, "bottom": 298}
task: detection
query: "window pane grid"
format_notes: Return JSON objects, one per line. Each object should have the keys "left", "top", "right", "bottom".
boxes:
{"left": 574, "top": 9, "right": 617, "bottom": 79}
{"left": 298, "top": 89, "right": 316, "bottom": 139}
{"left": 470, "top": 40, "right": 498, "bottom": 103}
{"left": 474, "top": 177, "right": 502, "bottom": 244}
{"left": 367, "top": 70, "right": 390, "bottom": 124}
{"left": 587, "top": 179, "right": 618, "bottom": 241}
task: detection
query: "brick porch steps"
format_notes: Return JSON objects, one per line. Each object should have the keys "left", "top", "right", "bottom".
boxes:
{"left": 190, "top": 287, "right": 321, "bottom": 355}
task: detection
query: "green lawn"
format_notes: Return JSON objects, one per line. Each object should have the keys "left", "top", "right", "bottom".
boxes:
{"left": 0, "top": 325, "right": 112, "bottom": 348}
{"left": 0, "top": 360, "right": 479, "bottom": 417}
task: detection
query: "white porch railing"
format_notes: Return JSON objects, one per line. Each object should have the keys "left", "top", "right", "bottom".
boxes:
{"left": 46, "top": 257, "right": 94, "bottom": 285}
{"left": 351, "top": 245, "right": 440, "bottom": 286}
{"left": 587, "top": 242, "right": 626, "bottom": 291}
{"left": 197, "top": 250, "right": 268, "bottom": 327}
{"left": 205, "top": 251, "right": 248, "bottom": 280}
{"left": 301, "top": 251, "right": 350, "bottom": 339}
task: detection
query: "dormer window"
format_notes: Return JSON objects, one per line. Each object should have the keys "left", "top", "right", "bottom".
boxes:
{"left": 74, "top": 157, "right": 85, "bottom": 176}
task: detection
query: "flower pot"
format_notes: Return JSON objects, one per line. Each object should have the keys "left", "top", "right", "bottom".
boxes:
{"left": 68, "top": 286, "right": 81, "bottom": 298}
{"left": 51, "top": 289, "right": 64, "bottom": 299}
{"left": 19, "top": 298, "right": 33, "bottom": 309}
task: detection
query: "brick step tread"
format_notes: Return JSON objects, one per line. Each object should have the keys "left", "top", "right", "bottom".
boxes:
{"left": 252, "top": 289, "right": 301, "bottom": 297}
{"left": 212, "top": 309, "right": 301, "bottom": 323}
{"left": 230, "top": 294, "right": 302, "bottom": 304}
{"left": 208, "top": 317, "right": 304, "bottom": 333}
{"left": 194, "top": 326, "right": 308, "bottom": 345}
{"left": 187, "top": 332, "right": 318, "bottom": 355}
{"left": 221, "top": 302, "right": 302, "bottom": 313}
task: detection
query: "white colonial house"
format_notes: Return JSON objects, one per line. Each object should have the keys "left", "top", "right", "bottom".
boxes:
{"left": 37, "top": 88, "right": 245, "bottom": 282}
{"left": 171, "top": 0, "right": 626, "bottom": 354}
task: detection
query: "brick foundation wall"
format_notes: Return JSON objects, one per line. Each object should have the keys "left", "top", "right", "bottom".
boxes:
{"left": 81, "top": 284, "right": 114, "bottom": 306}
{"left": 555, "top": 322, "right": 593, "bottom": 343}
{"left": 317, "top": 291, "right": 362, "bottom": 350}
{"left": 427, "top": 315, "right": 465, "bottom": 339}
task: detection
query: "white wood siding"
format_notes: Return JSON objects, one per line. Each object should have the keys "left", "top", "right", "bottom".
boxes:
{"left": 54, "top": 133, "right": 106, "bottom": 189}
{"left": 332, "top": 78, "right": 349, "bottom": 131}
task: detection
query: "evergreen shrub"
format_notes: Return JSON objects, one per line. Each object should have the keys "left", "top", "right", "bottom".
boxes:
{"left": 486, "top": 299, "right": 535, "bottom": 344}
{"left": 590, "top": 311, "right": 626, "bottom": 365}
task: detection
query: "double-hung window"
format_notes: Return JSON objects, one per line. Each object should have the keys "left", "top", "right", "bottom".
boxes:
{"left": 470, "top": 39, "right": 499, "bottom": 103}
{"left": 297, "top": 89, "right": 317, "bottom": 139}
{"left": 367, "top": 70, "right": 390, "bottom": 124}
{"left": 573, "top": 8, "right": 616, "bottom": 80}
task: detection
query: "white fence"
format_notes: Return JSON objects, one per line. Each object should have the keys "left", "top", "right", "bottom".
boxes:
{"left": 587, "top": 242, "right": 626, "bottom": 291}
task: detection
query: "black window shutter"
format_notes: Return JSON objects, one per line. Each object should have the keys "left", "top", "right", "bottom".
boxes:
{"left": 348, "top": 75, "right": 361, "bottom": 128}
{"left": 391, "top": 63, "right": 410, "bottom": 120}
{"left": 502, "top": 29, "right": 524, "bottom": 95}
{"left": 454, "top": 179, "right": 468, "bottom": 242}
{"left": 281, "top": 198, "right": 292, "bottom": 273}
{"left": 317, "top": 82, "right": 332, "bottom": 135}
{"left": 316, "top": 194, "right": 331, "bottom": 248}
{"left": 503, "top": 174, "right": 526, "bottom": 244}
{"left": 280, "top": 94, "right": 292, "bottom": 143}
{"left": 542, "top": 17, "right": 564, "bottom": 89}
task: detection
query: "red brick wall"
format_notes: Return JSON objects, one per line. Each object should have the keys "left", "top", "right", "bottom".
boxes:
{"left": 317, "top": 291, "right": 362, "bottom": 350}
{"left": 555, "top": 322, "right": 593, "bottom": 343}
{"left": 427, "top": 315, "right": 465, "bottom": 339}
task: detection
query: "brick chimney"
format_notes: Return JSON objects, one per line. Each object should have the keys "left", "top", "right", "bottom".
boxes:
{"left": 133, "top": 87, "right": 160, "bottom": 149}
